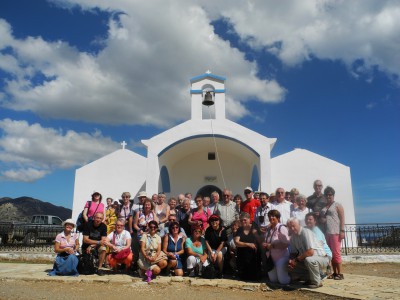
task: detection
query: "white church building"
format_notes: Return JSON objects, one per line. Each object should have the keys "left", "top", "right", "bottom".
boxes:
{"left": 72, "top": 72, "right": 356, "bottom": 226}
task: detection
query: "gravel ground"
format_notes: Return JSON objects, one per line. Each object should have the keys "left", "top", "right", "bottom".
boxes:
{"left": 0, "top": 263, "right": 398, "bottom": 300}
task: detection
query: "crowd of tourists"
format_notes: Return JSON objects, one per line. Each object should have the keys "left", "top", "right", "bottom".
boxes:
{"left": 48, "top": 180, "right": 346, "bottom": 288}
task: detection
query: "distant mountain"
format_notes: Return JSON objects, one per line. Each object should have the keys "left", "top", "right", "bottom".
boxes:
{"left": 0, "top": 197, "right": 72, "bottom": 222}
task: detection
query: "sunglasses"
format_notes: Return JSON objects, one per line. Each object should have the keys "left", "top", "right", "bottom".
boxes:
{"left": 223, "top": 194, "right": 230, "bottom": 197}
{"left": 148, "top": 226, "right": 157, "bottom": 229}
{"left": 244, "top": 191, "right": 251, "bottom": 194}
{"left": 193, "top": 230, "right": 201, "bottom": 233}
{"left": 171, "top": 226, "right": 179, "bottom": 229}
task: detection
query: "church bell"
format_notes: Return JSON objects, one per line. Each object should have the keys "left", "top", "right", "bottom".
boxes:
{"left": 202, "top": 91, "right": 214, "bottom": 106}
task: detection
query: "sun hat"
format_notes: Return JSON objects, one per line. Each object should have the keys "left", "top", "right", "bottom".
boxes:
{"left": 62, "top": 218, "right": 75, "bottom": 227}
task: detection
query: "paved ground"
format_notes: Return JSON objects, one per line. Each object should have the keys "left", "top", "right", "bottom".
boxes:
{"left": 0, "top": 262, "right": 399, "bottom": 300}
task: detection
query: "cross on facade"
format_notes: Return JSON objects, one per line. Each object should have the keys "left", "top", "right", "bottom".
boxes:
{"left": 121, "top": 141, "right": 127, "bottom": 149}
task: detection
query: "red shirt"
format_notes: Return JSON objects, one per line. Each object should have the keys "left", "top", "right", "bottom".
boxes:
{"left": 240, "top": 198, "right": 261, "bottom": 222}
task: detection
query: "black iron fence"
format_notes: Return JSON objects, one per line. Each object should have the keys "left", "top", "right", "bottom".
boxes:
{"left": 0, "top": 223, "right": 399, "bottom": 255}
{"left": 343, "top": 223, "right": 400, "bottom": 255}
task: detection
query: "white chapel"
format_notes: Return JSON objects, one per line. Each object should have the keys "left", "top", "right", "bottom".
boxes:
{"left": 72, "top": 72, "right": 356, "bottom": 225}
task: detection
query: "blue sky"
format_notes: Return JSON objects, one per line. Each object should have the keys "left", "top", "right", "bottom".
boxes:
{"left": 0, "top": 0, "right": 399, "bottom": 223}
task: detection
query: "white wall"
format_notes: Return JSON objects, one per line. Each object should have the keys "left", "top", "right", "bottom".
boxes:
{"left": 72, "top": 149, "right": 147, "bottom": 221}
{"left": 271, "top": 148, "right": 356, "bottom": 225}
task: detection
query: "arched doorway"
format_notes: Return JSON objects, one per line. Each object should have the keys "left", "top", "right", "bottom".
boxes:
{"left": 196, "top": 185, "right": 222, "bottom": 200}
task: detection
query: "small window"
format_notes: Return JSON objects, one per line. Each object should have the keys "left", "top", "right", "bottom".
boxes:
{"left": 208, "top": 152, "right": 216, "bottom": 160}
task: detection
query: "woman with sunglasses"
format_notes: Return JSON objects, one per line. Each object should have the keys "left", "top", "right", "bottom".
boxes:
{"left": 137, "top": 220, "right": 167, "bottom": 281}
{"left": 320, "top": 186, "right": 345, "bottom": 280}
{"left": 133, "top": 198, "right": 159, "bottom": 238}
{"left": 82, "top": 192, "right": 105, "bottom": 223}
{"left": 205, "top": 214, "right": 227, "bottom": 278}
{"left": 185, "top": 225, "right": 208, "bottom": 277}
{"left": 105, "top": 218, "right": 133, "bottom": 274}
{"left": 162, "top": 221, "right": 186, "bottom": 276}
{"left": 188, "top": 195, "right": 210, "bottom": 232}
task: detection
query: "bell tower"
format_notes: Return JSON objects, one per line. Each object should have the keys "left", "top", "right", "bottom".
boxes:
{"left": 190, "top": 71, "right": 226, "bottom": 120}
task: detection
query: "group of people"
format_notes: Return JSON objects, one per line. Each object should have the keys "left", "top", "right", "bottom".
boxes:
{"left": 48, "top": 180, "right": 346, "bottom": 288}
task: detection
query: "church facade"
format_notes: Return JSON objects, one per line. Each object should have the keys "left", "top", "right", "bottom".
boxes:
{"left": 72, "top": 73, "right": 356, "bottom": 226}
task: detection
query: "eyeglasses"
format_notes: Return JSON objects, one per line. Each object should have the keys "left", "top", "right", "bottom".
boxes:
{"left": 223, "top": 194, "right": 230, "bottom": 197}
{"left": 116, "top": 225, "right": 124, "bottom": 228}
{"left": 193, "top": 230, "right": 201, "bottom": 233}
{"left": 276, "top": 191, "right": 284, "bottom": 194}
{"left": 171, "top": 226, "right": 179, "bottom": 229}
{"left": 148, "top": 226, "right": 157, "bottom": 229}
{"left": 123, "top": 196, "right": 130, "bottom": 198}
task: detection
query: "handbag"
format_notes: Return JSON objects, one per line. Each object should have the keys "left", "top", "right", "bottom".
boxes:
{"left": 201, "top": 260, "right": 216, "bottom": 279}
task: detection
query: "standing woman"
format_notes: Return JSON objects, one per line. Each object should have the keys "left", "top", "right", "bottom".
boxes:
{"left": 320, "top": 186, "right": 345, "bottom": 280}
{"left": 233, "top": 194, "right": 243, "bottom": 214}
{"left": 133, "top": 198, "right": 159, "bottom": 238}
{"left": 162, "top": 221, "right": 186, "bottom": 276}
{"left": 188, "top": 195, "right": 210, "bottom": 232}
{"left": 234, "top": 212, "right": 259, "bottom": 281}
{"left": 262, "top": 210, "right": 290, "bottom": 285}
{"left": 137, "top": 220, "right": 167, "bottom": 281}
{"left": 48, "top": 219, "right": 79, "bottom": 276}
{"left": 105, "top": 199, "right": 118, "bottom": 235}
{"left": 290, "top": 194, "right": 312, "bottom": 227}
{"left": 155, "top": 193, "right": 170, "bottom": 231}
{"left": 168, "top": 197, "right": 178, "bottom": 216}
{"left": 82, "top": 192, "right": 105, "bottom": 223}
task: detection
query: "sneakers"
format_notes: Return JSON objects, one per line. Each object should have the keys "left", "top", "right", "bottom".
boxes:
{"left": 97, "top": 269, "right": 105, "bottom": 276}
{"left": 145, "top": 269, "right": 152, "bottom": 283}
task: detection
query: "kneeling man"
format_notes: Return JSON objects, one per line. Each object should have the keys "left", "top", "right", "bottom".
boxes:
{"left": 287, "top": 218, "right": 329, "bottom": 288}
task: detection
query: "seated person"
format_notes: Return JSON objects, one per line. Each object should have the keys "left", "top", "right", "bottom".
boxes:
{"left": 204, "top": 214, "right": 227, "bottom": 278}
{"left": 159, "top": 214, "right": 187, "bottom": 238}
{"left": 162, "top": 221, "right": 186, "bottom": 276}
{"left": 185, "top": 225, "right": 208, "bottom": 277}
{"left": 82, "top": 212, "right": 107, "bottom": 276}
{"left": 104, "top": 218, "right": 133, "bottom": 273}
{"left": 137, "top": 220, "right": 168, "bottom": 281}
{"left": 287, "top": 218, "right": 329, "bottom": 289}
{"left": 48, "top": 219, "right": 79, "bottom": 276}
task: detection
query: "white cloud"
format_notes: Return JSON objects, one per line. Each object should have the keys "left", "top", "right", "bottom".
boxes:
{"left": 1, "top": 168, "right": 50, "bottom": 182}
{"left": 0, "top": 118, "right": 119, "bottom": 181}
{"left": 202, "top": 0, "right": 400, "bottom": 80}
{"left": 0, "top": 1, "right": 287, "bottom": 127}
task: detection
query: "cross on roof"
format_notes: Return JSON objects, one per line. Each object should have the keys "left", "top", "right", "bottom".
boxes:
{"left": 121, "top": 141, "right": 127, "bottom": 150}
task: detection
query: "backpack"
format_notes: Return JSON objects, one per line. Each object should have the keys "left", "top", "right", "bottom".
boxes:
{"left": 202, "top": 262, "right": 216, "bottom": 279}
{"left": 78, "top": 253, "right": 95, "bottom": 275}
{"left": 76, "top": 201, "right": 92, "bottom": 232}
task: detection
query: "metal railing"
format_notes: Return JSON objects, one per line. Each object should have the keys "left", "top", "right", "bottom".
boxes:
{"left": 342, "top": 223, "right": 400, "bottom": 255}
{"left": 1, "top": 223, "right": 399, "bottom": 255}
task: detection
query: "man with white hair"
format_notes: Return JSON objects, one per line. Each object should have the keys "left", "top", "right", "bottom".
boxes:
{"left": 307, "top": 180, "right": 327, "bottom": 217}
{"left": 215, "top": 189, "right": 238, "bottom": 234}
{"left": 272, "top": 187, "right": 292, "bottom": 225}
{"left": 287, "top": 218, "right": 329, "bottom": 288}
